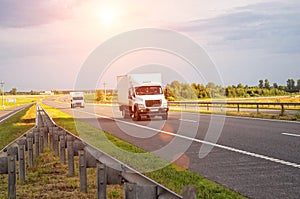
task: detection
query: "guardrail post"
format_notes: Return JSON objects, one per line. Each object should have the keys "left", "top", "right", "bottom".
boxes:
{"left": 182, "top": 185, "right": 197, "bottom": 199}
{"left": 43, "top": 127, "right": 48, "bottom": 148}
{"left": 49, "top": 127, "right": 54, "bottom": 150}
{"left": 67, "top": 135, "right": 75, "bottom": 176}
{"left": 207, "top": 104, "right": 209, "bottom": 111}
{"left": 97, "top": 162, "right": 107, "bottom": 199}
{"left": 60, "top": 134, "right": 66, "bottom": 164}
{"left": 53, "top": 129, "right": 59, "bottom": 157}
{"left": 33, "top": 128, "right": 39, "bottom": 159}
{"left": 281, "top": 104, "right": 285, "bottom": 115}
{"left": 17, "top": 139, "right": 26, "bottom": 181}
{"left": 256, "top": 104, "right": 259, "bottom": 113}
{"left": 7, "top": 147, "right": 17, "bottom": 199}
{"left": 237, "top": 104, "right": 240, "bottom": 112}
{"left": 79, "top": 150, "right": 87, "bottom": 193}
{"left": 39, "top": 128, "right": 44, "bottom": 153}
{"left": 26, "top": 132, "right": 34, "bottom": 166}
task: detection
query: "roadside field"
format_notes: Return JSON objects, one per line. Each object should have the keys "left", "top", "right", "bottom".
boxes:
{"left": 0, "top": 95, "right": 46, "bottom": 110}
{"left": 0, "top": 105, "right": 36, "bottom": 149}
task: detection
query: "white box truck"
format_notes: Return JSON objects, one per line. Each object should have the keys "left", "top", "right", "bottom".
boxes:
{"left": 70, "top": 92, "right": 85, "bottom": 108}
{"left": 117, "top": 73, "right": 168, "bottom": 121}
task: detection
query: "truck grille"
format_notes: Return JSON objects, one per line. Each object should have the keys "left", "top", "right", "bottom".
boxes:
{"left": 145, "top": 100, "right": 161, "bottom": 107}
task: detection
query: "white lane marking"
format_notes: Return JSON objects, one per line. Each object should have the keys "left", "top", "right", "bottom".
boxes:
{"left": 179, "top": 119, "right": 198, "bottom": 123}
{"left": 73, "top": 109, "right": 300, "bottom": 169}
{"left": 0, "top": 106, "right": 27, "bottom": 123}
{"left": 282, "top": 133, "right": 300, "bottom": 137}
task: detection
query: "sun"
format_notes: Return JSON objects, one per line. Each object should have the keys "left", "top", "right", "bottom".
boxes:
{"left": 98, "top": 6, "right": 118, "bottom": 26}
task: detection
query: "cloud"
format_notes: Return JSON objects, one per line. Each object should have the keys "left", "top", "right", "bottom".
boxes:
{"left": 175, "top": 1, "right": 300, "bottom": 54}
{"left": 0, "top": 0, "right": 82, "bottom": 27}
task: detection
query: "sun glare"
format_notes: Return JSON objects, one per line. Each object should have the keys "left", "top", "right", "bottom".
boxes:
{"left": 98, "top": 6, "right": 118, "bottom": 26}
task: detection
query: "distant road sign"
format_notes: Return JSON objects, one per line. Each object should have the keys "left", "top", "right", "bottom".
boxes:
{"left": 6, "top": 98, "right": 16, "bottom": 103}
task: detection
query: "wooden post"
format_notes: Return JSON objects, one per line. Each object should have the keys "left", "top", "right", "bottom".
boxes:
{"left": 97, "top": 162, "right": 107, "bottom": 199}
{"left": 79, "top": 150, "right": 87, "bottom": 193}
{"left": 43, "top": 127, "right": 48, "bottom": 148}
{"left": 39, "top": 128, "right": 44, "bottom": 153}
{"left": 182, "top": 185, "right": 197, "bottom": 199}
{"left": 60, "top": 135, "right": 66, "bottom": 164}
{"left": 17, "top": 139, "right": 26, "bottom": 181}
{"left": 67, "top": 135, "right": 75, "bottom": 176}
{"left": 281, "top": 104, "right": 285, "bottom": 115}
{"left": 49, "top": 127, "right": 54, "bottom": 150}
{"left": 26, "top": 132, "right": 34, "bottom": 166}
{"left": 34, "top": 128, "right": 39, "bottom": 159}
{"left": 7, "top": 147, "right": 17, "bottom": 199}
{"left": 53, "top": 130, "right": 59, "bottom": 157}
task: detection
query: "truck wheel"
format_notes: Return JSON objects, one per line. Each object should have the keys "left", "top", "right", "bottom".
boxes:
{"left": 132, "top": 107, "right": 141, "bottom": 121}
{"left": 135, "top": 111, "right": 141, "bottom": 121}
{"left": 162, "top": 112, "right": 168, "bottom": 120}
{"left": 122, "top": 109, "right": 130, "bottom": 119}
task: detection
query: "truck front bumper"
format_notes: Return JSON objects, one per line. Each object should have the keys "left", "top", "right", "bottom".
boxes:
{"left": 138, "top": 107, "right": 168, "bottom": 116}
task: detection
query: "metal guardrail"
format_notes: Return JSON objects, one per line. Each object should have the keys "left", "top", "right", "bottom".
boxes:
{"left": 0, "top": 104, "right": 196, "bottom": 199}
{"left": 168, "top": 101, "right": 300, "bottom": 114}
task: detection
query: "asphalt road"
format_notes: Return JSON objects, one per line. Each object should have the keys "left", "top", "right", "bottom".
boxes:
{"left": 0, "top": 104, "right": 31, "bottom": 123}
{"left": 44, "top": 99, "right": 300, "bottom": 199}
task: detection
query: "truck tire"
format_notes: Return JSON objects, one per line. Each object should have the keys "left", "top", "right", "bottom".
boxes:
{"left": 162, "top": 112, "right": 168, "bottom": 120}
{"left": 122, "top": 109, "right": 130, "bottom": 119}
{"left": 132, "top": 106, "right": 141, "bottom": 121}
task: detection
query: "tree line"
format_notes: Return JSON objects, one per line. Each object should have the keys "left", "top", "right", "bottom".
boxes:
{"left": 165, "top": 78, "right": 300, "bottom": 101}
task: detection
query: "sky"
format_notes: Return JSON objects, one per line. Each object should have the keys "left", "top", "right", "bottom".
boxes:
{"left": 0, "top": 0, "right": 299, "bottom": 91}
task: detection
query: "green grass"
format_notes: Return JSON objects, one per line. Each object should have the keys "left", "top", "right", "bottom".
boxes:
{"left": 42, "top": 104, "right": 245, "bottom": 198}
{"left": 0, "top": 104, "right": 36, "bottom": 149}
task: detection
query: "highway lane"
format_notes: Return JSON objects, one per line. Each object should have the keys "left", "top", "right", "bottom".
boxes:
{"left": 0, "top": 104, "right": 32, "bottom": 123}
{"left": 43, "top": 99, "right": 300, "bottom": 199}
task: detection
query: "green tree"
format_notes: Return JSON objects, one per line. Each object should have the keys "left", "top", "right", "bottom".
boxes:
{"left": 165, "top": 85, "right": 177, "bottom": 101}
{"left": 10, "top": 88, "right": 17, "bottom": 95}
{"left": 237, "top": 83, "right": 243, "bottom": 89}
{"left": 259, "top": 80, "right": 264, "bottom": 88}
{"left": 287, "top": 79, "right": 295, "bottom": 92}
{"left": 96, "top": 90, "right": 104, "bottom": 101}
{"left": 264, "top": 79, "right": 270, "bottom": 89}
{"left": 297, "top": 79, "right": 300, "bottom": 91}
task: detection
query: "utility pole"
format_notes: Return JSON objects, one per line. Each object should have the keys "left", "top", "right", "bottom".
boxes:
{"left": 103, "top": 82, "right": 107, "bottom": 101}
{"left": 1, "top": 80, "right": 4, "bottom": 108}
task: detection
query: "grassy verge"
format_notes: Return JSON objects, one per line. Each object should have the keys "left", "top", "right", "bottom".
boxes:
{"left": 0, "top": 104, "right": 36, "bottom": 149}
{"left": 42, "top": 104, "right": 245, "bottom": 198}
{"left": 0, "top": 147, "right": 124, "bottom": 198}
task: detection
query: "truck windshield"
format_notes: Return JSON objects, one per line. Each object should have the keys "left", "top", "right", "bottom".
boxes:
{"left": 73, "top": 97, "right": 83, "bottom": 100}
{"left": 135, "top": 86, "right": 163, "bottom": 95}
